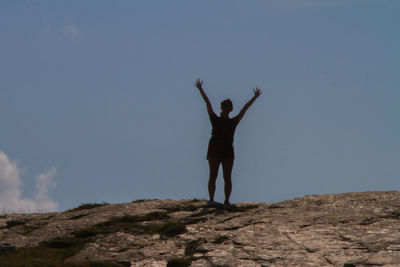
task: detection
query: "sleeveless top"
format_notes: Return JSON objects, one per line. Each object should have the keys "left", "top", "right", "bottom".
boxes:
{"left": 206, "top": 112, "right": 240, "bottom": 159}
{"left": 209, "top": 112, "right": 239, "bottom": 142}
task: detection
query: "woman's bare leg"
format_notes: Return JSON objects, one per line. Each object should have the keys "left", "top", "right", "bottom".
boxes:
{"left": 222, "top": 158, "right": 234, "bottom": 205}
{"left": 208, "top": 158, "right": 221, "bottom": 202}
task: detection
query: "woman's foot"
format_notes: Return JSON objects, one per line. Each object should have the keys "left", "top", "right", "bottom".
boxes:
{"left": 224, "top": 200, "right": 231, "bottom": 206}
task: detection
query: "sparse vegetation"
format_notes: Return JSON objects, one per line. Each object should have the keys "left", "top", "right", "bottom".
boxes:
{"left": 42, "top": 237, "right": 86, "bottom": 249}
{"left": 0, "top": 208, "right": 191, "bottom": 265}
{"left": 74, "top": 212, "right": 186, "bottom": 239}
{"left": 185, "top": 240, "right": 201, "bottom": 256}
{"left": 164, "top": 204, "right": 199, "bottom": 213}
{"left": 0, "top": 236, "right": 92, "bottom": 266}
{"left": 212, "top": 235, "right": 229, "bottom": 244}
{"left": 187, "top": 203, "right": 258, "bottom": 220}
{"left": 0, "top": 229, "right": 121, "bottom": 266}
{"left": 147, "top": 221, "right": 187, "bottom": 237}
{"left": 131, "top": 199, "right": 146, "bottom": 203}
{"left": 6, "top": 219, "right": 29, "bottom": 228}
{"left": 73, "top": 211, "right": 172, "bottom": 238}
{"left": 268, "top": 204, "right": 284, "bottom": 209}
{"left": 22, "top": 226, "right": 37, "bottom": 235}
{"left": 72, "top": 261, "right": 121, "bottom": 267}
{"left": 66, "top": 203, "right": 109, "bottom": 213}
{"left": 384, "top": 209, "right": 400, "bottom": 219}
{"left": 70, "top": 214, "right": 89, "bottom": 220}
{"left": 0, "top": 200, "right": 260, "bottom": 265}
{"left": 135, "top": 211, "right": 170, "bottom": 221}
{"left": 224, "top": 204, "right": 258, "bottom": 212}
{"left": 167, "top": 257, "right": 196, "bottom": 267}
{"left": 2, "top": 219, "right": 39, "bottom": 236}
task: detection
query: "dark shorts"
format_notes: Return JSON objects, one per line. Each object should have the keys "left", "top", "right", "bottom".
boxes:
{"left": 206, "top": 137, "right": 235, "bottom": 160}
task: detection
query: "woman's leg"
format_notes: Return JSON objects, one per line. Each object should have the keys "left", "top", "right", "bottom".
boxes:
{"left": 208, "top": 158, "right": 221, "bottom": 201}
{"left": 208, "top": 158, "right": 221, "bottom": 202}
{"left": 222, "top": 158, "right": 234, "bottom": 205}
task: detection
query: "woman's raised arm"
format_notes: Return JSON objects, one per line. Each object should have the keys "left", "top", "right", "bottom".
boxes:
{"left": 236, "top": 87, "right": 262, "bottom": 123}
{"left": 195, "top": 79, "right": 214, "bottom": 117}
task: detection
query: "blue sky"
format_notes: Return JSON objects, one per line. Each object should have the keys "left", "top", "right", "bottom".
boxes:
{"left": 0, "top": 0, "right": 399, "bottom": 212}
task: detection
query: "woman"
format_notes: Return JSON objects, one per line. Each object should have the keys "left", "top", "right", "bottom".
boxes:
{"left": 195, "top": 79, "right": 261, "bottom": 205}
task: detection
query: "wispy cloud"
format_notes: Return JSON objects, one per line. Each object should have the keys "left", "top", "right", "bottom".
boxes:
{"left": 61, "top": 24, "right": 81, "bottom": 41}
{"left": 264, "top": 0, "right": 376, "bottom": 12}
{"left": 0, "top": 151, "right": 58, "bottom": 213}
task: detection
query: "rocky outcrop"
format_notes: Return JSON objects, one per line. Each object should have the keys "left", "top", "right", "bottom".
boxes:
{"left": 1, "top": 191, "right": 400, "bottom": 266}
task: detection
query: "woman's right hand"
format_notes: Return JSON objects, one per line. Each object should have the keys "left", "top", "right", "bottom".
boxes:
{"left": 195, "top": 79, "right": 203, "bottom": 90}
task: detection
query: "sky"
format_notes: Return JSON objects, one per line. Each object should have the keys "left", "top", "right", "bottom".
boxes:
{"left": 0, "top": 0, "right": 399, "bottom": 212}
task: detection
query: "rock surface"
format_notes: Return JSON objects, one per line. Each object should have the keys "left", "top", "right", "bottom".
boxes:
{"left": 1, "top": 191, "right": 400, "bottom": 266}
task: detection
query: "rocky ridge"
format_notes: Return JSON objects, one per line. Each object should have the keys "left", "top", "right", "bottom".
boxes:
{"left": 1, "top": 191, "right": 400, "bottom": 266}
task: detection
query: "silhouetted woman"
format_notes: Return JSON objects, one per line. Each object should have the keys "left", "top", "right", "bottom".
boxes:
{"left": 195, "top": 79, "right": 261, "bottom": 205}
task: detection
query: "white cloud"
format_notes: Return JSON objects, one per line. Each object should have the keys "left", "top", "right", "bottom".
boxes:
{"left": 0, "top": 151, "right": 59, "bottom": 213}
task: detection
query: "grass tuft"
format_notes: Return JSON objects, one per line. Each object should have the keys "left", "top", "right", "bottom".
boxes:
{"left": 147, "top": 221, "right": 187, "bottom": 238}
{"left": 73, "top": 212, "right": 185, "bottom": 240}
{"left": 42, "top": 237, "right": 84, "bottom": 249}
{"left": 86, "top": 261, "right": 122, "bottom": 267}
{"left": 0, "top": 236, "right": 92, "bottom": 266}
{"left": 131, "top": 199, "right": 146, "bottom": 203}
{"left": 70, "top": 214, "right": 89, "bottom": 220}
{"left": 163, "top": 205, "right": 199, "bottom": 213}
{"left": 185, "top": 240, "right": 200, "bottom": 256}
{"left": 225, "top": 204, "right": 258, "bottom": 212}
{"left": 212, "top": 235, "right": 229, "bottom": 244}
{"left": 66, "top": 203, "right": 109, "bottom": 213}
{"left": 167, "top": 257, "right": 195, "bottom": 267}
{"left": 6, "top": 219, "right": 29, "bottom": 228}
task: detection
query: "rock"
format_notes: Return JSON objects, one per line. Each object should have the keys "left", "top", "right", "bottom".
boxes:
{"left": 1, "top": 191, "right": 400, "bottom": 266}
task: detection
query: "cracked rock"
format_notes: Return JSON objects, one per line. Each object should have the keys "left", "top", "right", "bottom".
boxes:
{"left": 1, "top": 191, "right": 400, "bottom": 266}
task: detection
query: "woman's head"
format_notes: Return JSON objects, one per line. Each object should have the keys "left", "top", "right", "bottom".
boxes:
{"left": 221, "top": 98, "right": 233, "bottom": 113}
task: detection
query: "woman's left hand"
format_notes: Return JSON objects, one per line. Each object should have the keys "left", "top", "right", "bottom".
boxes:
{"left": 253, "top": 87, "right": 262, "bottom": 98}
